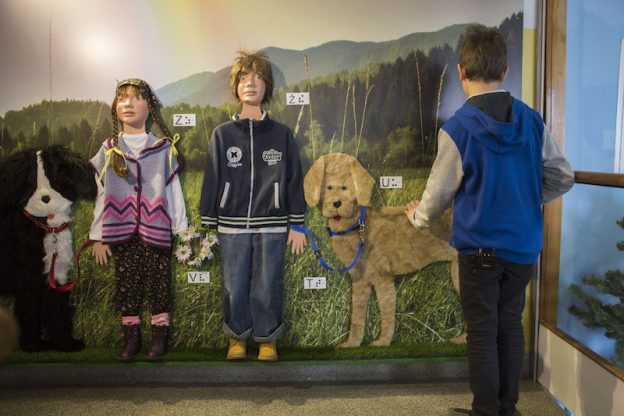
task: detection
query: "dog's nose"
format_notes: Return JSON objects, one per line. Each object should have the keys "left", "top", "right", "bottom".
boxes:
{"left": 41, "top": 195, "right": 51, "bottom": 204}
{"left": 333, "top": 200, "right": 342, "bottom": 208}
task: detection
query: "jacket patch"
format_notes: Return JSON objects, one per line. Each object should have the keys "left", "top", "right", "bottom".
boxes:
{"left": 226, "top": 146, "right": 243, "bottom": 168}
{"left": 262, "top": 149, "right": 282, "bottom": 166}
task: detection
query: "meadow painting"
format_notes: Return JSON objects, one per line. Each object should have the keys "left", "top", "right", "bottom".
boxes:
{"left": 0, "top": 0, "right": 523, "bottom": 357}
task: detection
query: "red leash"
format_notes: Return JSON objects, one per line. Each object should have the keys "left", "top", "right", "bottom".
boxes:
{"left": 23, "top": 211, "right": 95, "bottom": 292}
{"left": 48, "top": 240, "right": 96, "bottom": 292}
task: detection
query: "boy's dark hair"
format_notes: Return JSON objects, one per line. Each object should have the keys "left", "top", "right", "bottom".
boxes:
{"left": 459, "top": 24, "right": 508, "bottom": 82}
{"left": 229, "top": 50, "right": 274, "bottom": 105}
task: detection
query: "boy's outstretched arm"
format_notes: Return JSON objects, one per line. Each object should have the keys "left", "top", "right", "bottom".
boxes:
{"left": 406, "top": 130, "right": 463, "bottom": 228}
{"left": 541, "top": 127, "right": 574, "bottom": 203}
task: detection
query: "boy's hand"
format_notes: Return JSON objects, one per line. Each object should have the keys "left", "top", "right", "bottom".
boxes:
{"left": 287, "top": 229, "right": 307, "bottom": 255}
{"left": 92, "top": 241, "right": 112, "bottom": 265}
{"left": 405, "top": 200, "right": 420, "bottom": 222}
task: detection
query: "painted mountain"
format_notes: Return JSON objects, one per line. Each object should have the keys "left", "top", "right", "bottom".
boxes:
{"left": 156, "top": 23, "right": 469, "bottom": 106}
{"left": 0, "top": 13, "right": 522, "bottom": 172}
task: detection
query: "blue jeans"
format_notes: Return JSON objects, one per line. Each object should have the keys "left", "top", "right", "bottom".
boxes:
{"left": 218, "top": 232, "right": 287, "bottom": 343}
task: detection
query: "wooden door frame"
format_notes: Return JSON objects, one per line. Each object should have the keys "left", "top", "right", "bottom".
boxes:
{"left": 539, "top": 0, "right": 567, "bottom": 326}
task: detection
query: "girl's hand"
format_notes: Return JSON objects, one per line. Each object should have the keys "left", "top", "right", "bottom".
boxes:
{"left": 287, "top": 229, "right": 307, "bottom": 255}
{"left": 92, "top": 242, "right": 112, "bottom": 265}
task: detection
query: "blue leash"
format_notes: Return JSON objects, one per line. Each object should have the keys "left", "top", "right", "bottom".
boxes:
{"left": 291, "top": 206, "right": 366, "bottom": 273}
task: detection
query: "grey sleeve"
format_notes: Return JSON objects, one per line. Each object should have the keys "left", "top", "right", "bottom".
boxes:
{"left": 410, "top": 129, "right": 463, "bottom": 228}
{"left": 542, "top": 126, "right": 575, "bottom": 203}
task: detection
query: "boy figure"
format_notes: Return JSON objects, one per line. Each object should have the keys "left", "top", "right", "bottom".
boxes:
{"left": 405, "top": 25, "right": 574, "bottom": 415}
{"left": 200, "top": 51, "right": 307, "bottom": 361}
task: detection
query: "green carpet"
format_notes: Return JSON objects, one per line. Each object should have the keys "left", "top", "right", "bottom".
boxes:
{"left": 5, "top": 342, "right": 466, "bottom": 365}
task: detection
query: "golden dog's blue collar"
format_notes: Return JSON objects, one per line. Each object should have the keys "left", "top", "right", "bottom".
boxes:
{"left": 290, "top": 206, "right": 367, "bottom": 273}
{"left": 326, "top": 206, "right": 366, "bottom": 237}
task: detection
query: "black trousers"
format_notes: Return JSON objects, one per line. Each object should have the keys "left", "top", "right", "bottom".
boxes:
{"left": 458, "top": 253, "right": 533, "bottom": 416}
{"left": 111, "top": 237, "right": 173, "bottom": 317}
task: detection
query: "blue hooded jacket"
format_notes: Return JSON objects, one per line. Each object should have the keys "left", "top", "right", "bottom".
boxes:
{"left": 442, "top": 97, "right": 545, "bottom": 264}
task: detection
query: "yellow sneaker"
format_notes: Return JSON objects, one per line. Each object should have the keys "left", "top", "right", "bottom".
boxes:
{"left": 258, "top": 342, "right": 278, "bottom": 361}
{"left": 226, "top": 338, "right": 246, "bottom": 360}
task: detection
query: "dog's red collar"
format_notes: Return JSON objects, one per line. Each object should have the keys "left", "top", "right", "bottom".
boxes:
{"left": 23, "top": 210, "right": 81, "bottom": 293}
{"left": 23, "top": 210, "right": 70, "bottom": 233}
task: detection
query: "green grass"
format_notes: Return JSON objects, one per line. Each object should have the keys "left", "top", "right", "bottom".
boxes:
{"left": 2, "top": 168, "right": 465, "bottom": 360}
{"left": 4, "top": 343, "right": 466, "bottom": 365}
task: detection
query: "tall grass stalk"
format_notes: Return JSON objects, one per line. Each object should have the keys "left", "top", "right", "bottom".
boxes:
{"left": 351, "top": 83, "right": 357, "bottom": 151}
{"left": 293, "top": 104, "right": 305, "bottom": 137}
{"left": 415, "top": 53, "right": 425, "bottom": 154}
{"left": 305, "top": 54, "right": 315, "bottom": 160}
{"left": 433, "top": 64, "right": 448, "bottom": 156}
{"left": 340, "top": 83, "right": 351, "bottom": 152}
{"left": 199, "top": 104, "right": 210, "bottom": 145}
{"left": 328, "top": 131, "right": 336, "bottom": 154}
{"left": 88, "top": 102, "right": 105, "bottom": 157}
{"left": 48, "top": 10, "right": 53, "bottom": 144}
{"left": 356, "top": 65, "right": 374, "bottom": 158}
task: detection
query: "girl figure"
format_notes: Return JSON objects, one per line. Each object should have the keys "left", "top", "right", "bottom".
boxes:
{"left": 89, "top": 79, "right": 187, "bottom": 361}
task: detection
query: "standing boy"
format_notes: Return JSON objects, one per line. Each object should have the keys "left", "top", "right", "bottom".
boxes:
{"left": 200, "top": 51, "right": 306, "bottom": 361}
{"left": 405, "top": 25, "right": 574, "bottom": 415}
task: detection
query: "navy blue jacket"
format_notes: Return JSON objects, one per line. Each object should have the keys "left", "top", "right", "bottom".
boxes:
{"left": 200, "top": 114, "right": 306, "bottom": 230}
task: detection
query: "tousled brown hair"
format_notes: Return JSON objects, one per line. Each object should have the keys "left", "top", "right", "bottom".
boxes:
{"left": 229, "top": 51, "right": 274, "bottom": 105}
{"left": 459, "top": 24, "right": 508, "bottom": 82}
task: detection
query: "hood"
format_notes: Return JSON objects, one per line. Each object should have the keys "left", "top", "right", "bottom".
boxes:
{"left": 455, "top": 98, "right": 528, "bottom": 154}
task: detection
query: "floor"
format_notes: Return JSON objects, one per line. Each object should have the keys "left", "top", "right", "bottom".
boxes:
{"left": 0, "top": 380, "right": 567, "bottom": 416}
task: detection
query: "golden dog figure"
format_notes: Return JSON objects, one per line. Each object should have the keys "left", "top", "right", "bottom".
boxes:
{"left": 304, "top": 153, "right": 465, "bottom": 347}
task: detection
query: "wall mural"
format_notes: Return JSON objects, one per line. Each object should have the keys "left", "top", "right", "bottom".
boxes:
{"left": 0, "top": 0, "right": 523, "bottom": 355}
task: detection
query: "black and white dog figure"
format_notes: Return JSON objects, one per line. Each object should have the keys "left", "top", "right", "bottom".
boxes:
{"left": 0, "top": 145, "right": 96, "bottom": 352}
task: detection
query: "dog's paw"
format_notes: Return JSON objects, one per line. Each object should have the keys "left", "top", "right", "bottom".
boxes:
{"left": 337, "top": 340, "right": 362, "bottom": 349}
{"left": 370, "top": 339, "right": 391, "bottom": 347}
{"left": 449, "top": 333, "right": 467, "bottom": 344}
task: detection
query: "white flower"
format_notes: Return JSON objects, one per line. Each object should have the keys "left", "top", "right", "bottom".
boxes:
{"left": 198, "top": 246, "right": 212, "bottom": 260}
{"left": 180, "top": 228, "right": 195, "bottom": 242}
{"left": 175, "top": 244, "right": 192, "bottom": 263}
{"left": 187, "top": 258, "right": 201, "bottom": 267}
{"left": 205, "top": 234, "right": 219, "bottom": 245}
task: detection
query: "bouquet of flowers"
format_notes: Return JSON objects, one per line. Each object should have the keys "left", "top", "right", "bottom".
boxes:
{"left": 175, "top": 226, "right": 219, "bottom": 267}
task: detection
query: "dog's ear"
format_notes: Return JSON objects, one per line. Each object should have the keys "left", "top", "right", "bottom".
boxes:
{"left": 0, "top": 149, "right": 37, "bottom": 213}
{"left": 43, "top": 146, "right": 97, "bottom": 201}
{"left": 350, "top": 157, "right": 375, "bottom": 206}
{"left": 303, "top": 155, "right": 326, "bottom": 207}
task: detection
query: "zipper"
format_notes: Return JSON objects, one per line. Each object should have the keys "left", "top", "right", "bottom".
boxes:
{"left": 246, "top": 119, "right": 255, "bottom": 227}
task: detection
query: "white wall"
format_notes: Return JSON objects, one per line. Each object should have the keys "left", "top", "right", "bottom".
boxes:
{"left": 538, "top": 325, "right": 624, "bottom": 416}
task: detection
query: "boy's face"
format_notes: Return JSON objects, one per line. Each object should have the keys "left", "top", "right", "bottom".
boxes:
{"left": 116, "top": 86, "right": 149, "bottom": 132}
{"left": 237, "top": 70, "right": 266, "bottom": 107}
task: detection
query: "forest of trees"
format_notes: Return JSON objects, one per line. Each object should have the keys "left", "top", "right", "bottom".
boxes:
{"left": 0, "top": 13, "right": 522, "bottom": 172}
